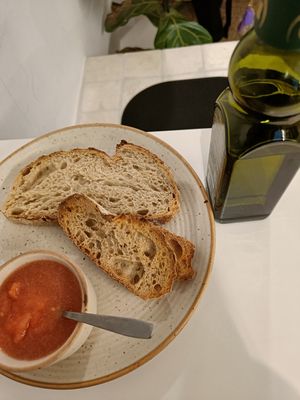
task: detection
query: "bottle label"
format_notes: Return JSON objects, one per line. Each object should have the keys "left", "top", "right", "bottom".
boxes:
{"left": 255, "top": 0, "right": 300, "bottom": 50}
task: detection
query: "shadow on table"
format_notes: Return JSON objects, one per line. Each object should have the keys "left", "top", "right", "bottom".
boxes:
{"left": 102, "top": 277, "right": 299, "bottom": 400}
{"left": 170, "top": 280, "right": 300, "bottom": 400}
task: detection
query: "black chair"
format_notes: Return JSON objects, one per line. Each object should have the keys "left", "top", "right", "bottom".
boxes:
{"left": 121, "top": 77, "right": 228, "bottom": 131}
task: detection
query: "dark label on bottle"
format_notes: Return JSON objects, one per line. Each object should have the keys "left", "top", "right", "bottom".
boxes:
{"left": 220, "top": 142, "right": 300, "bottom": 220}
{"left": 224, "top": 154, "right": 284, "bottom": 207}
{"left": 255, "top": 0, "right": 300, "bottom": 50}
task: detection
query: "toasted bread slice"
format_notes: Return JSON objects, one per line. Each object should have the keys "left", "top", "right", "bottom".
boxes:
{"left": 2, "top": 141, "right": 179, "bottom": 224}
{"left": 163, "top": 231, "right": 195, "bottom": 280}
{"left": 58, "top": 194, "right": 179, "bottom": 299}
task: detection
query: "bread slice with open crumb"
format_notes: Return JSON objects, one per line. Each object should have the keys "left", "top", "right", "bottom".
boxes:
{"left": 58, "top": 194, "right": 179, "bottom": 299}
{"left": 2, "top": 141, "right": 179, "bottom": 225}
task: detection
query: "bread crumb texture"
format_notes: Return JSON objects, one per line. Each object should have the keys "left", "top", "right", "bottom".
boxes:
{"left": 3, "top": 142, "right": 179, "bottom": 224}
{"left": 58, "top": 194, "right": 195, "bottom": 299}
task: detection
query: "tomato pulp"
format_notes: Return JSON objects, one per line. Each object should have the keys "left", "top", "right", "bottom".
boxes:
{"left": 0, "top": 260, "right": 82, "bottom": 360}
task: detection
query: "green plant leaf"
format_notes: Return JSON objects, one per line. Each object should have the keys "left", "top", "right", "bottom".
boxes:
{"left": 154, "top": 9, "right": 213, "bottom": 49}
{"left": 105, "top": 0, "right": 162, "bottom": 32}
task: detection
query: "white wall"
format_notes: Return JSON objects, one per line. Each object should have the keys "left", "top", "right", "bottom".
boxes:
{"left": 0, "top": 0, "right": 111, "bottom": 139}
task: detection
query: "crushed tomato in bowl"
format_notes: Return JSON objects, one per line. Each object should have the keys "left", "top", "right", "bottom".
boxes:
{"left": 0, "top": 260, "right": 82, "bottom": 360}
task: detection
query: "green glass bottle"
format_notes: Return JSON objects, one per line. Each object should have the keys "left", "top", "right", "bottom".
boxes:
{"left": 206, "top": 0, "right": 300, "bottom": 222}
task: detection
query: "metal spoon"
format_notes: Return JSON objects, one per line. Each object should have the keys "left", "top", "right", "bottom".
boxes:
{"left": 63, "top": 311, "right": 153, "bottom": 339}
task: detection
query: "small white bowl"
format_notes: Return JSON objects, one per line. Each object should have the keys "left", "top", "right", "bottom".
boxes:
{"left": 0, "top": 250, "right": 97, "bottom": 372}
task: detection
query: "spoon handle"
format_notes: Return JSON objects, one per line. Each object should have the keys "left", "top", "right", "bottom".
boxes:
{"left": 63, "top": 311, "right": 153, "bottom": 339}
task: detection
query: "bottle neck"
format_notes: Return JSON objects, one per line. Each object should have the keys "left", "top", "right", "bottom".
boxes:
{"left": 255, "top": 0, "right": 300, "bottom": 51}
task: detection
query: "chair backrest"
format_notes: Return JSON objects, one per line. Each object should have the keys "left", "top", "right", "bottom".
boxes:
{"left": 121, "top": 77, "right": 228, "bottom": 131}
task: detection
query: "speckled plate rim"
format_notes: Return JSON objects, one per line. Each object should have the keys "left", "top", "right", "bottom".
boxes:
{"left": 0, "top": 123, "right": 215, "bottom": 390}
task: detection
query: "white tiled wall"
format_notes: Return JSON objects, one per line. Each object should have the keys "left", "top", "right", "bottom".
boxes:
{"left": 202, "top": 42, "right": 238, "bottom": 71}
{"left": 0, "top": 0, "right": 111, "bottom": 139}
{"left": 77, "top": 41, "right": 237, "bottom": 125}
{"left": 162, "top": 46, "right": 204, "bottom": 76}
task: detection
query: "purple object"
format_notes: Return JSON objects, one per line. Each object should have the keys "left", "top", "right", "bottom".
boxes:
{"left": 238, "top": 5, "right": 255, "bottom": 35}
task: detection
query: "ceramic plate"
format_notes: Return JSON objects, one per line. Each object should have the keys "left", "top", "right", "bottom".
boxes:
{"left": 0, "top": 124, "right": 215, "bottom": 389}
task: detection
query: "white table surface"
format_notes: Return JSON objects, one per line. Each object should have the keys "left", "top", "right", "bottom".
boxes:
{"left": 0, "top": 130, "right": 300, "bottom": 400}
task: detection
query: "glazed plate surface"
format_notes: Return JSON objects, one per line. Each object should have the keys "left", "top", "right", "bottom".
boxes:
{"left": 0, "top": 124, "right": 215, "bottom": 388}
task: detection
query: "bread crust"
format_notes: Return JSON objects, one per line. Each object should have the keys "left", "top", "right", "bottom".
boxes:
{"left": 163, "top": 231, "right": 195, "bottom": 280}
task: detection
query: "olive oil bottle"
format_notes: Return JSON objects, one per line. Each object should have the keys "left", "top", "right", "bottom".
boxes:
{"left": 206, "top": 0, "right": 300, "bottom": 222}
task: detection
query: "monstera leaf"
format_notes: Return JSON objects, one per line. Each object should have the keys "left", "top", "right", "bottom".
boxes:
{"left": 154, "top": 9, "right": 212, "bottom": 48}
{"left": 105, "top": 0, "right": 162, "bottom": 31}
